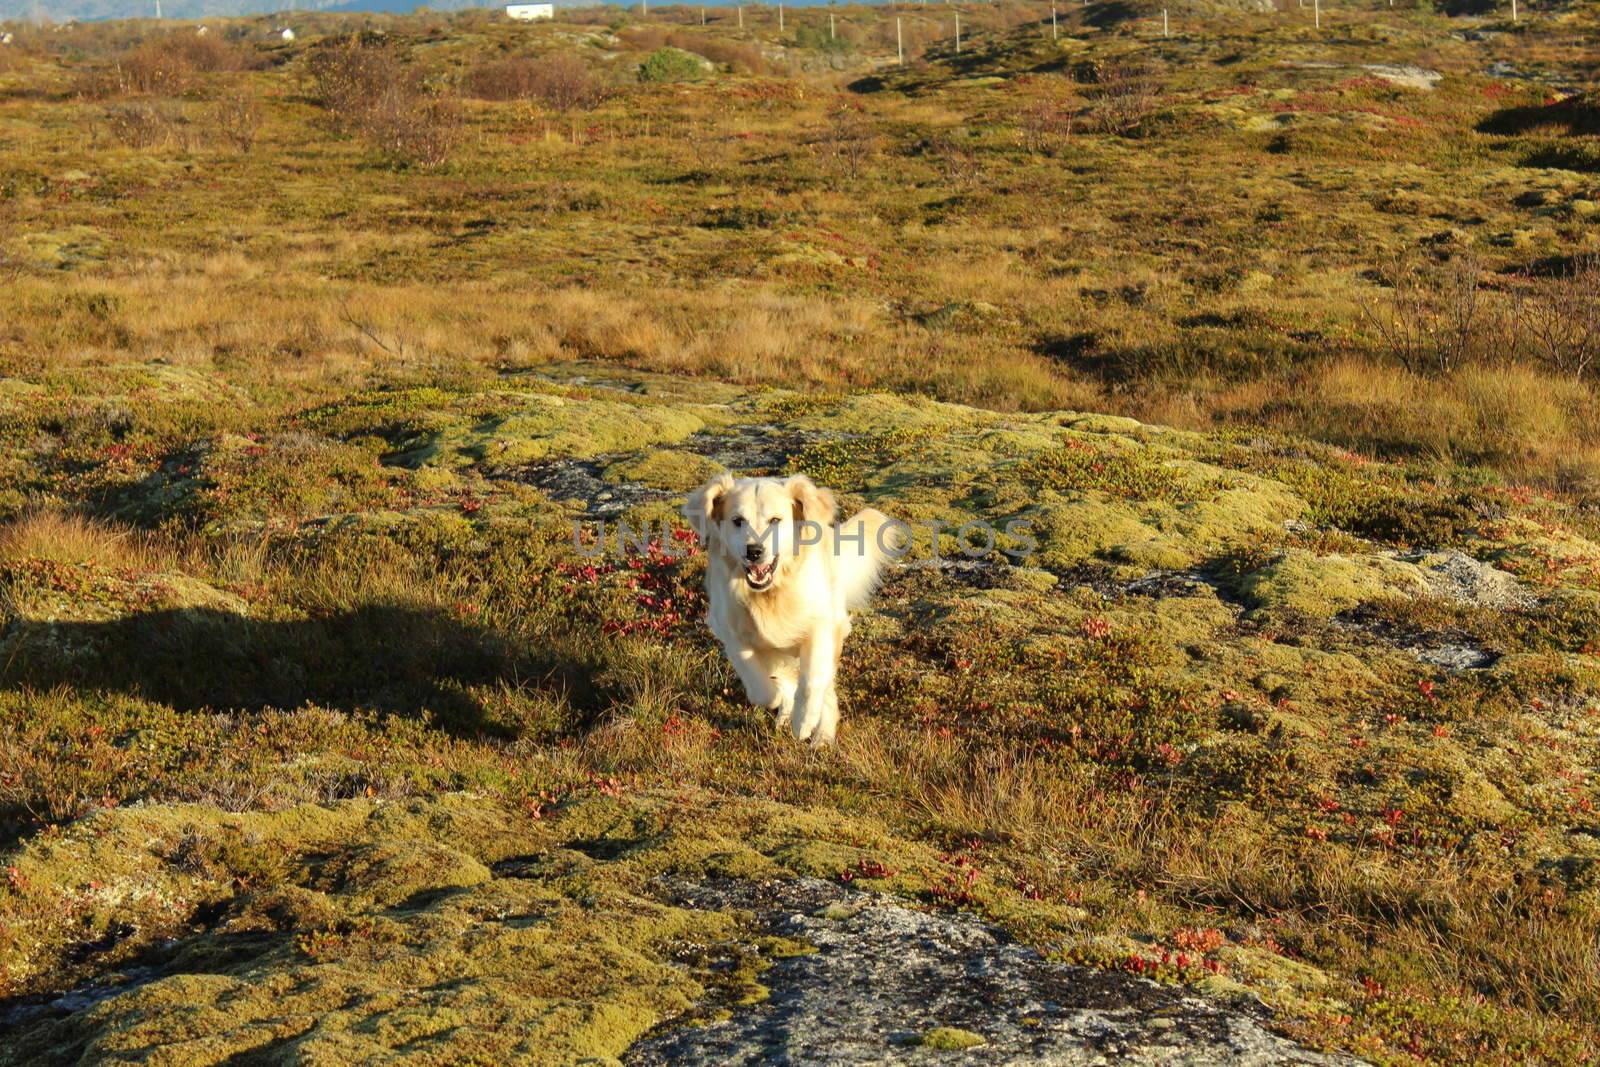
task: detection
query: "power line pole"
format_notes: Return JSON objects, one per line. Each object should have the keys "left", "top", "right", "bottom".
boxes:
{"left": 1051, "top": 2, "right": 1057, "bottom": 41}
{"left": 954, "top": 9, "right": 960, "bottom": 52}
{"left": 897, "top": 16, "right": 903, "bottom": 63}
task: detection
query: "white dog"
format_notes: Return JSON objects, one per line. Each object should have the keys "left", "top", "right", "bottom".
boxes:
{"left": 685, "top": 473, "right": 896, "bottom": 746}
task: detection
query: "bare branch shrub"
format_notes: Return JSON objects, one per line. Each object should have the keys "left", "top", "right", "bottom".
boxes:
{"left": 114, "top": 41, "right": 195, "bottom": 95}
{"left": 361, "top": 86, "right": 462, "bottom": 169}
{"left": 102, "top": 101, "right": 189, "bottom": 149}
{"left": 160, "top": 33, "right": 250, "bottom": 74}
{"left": 1019, "top": 79, "right": 1076, "bottom": 156}
{"left": 1512, "top": 255, "right": 1600, "bottom": 381}
{"left": 1361, "top": 253, "right": 1489, "bottom": 375}
{"left": 77, "top": 33, "right": 254, "bottom": 99}
{"left": 308, "top": 37, "right": 459, "bottom": 168}
{"left": 308, "top": 37, "right": 408, "bottom": 129}
{"left": 211, "top": 92, "right": 264, "bottom": 153}
{"left": 814, "top": 106, "right": 878, "bottom": 183}
{"left": 467, "top": 52, "right": 607, "bottom": 112}
{"left": 1080, "top": 61, "right": 1162, "bottom": 136}
{"left": 932, "top": 134, "right": 983, "bottom": 191}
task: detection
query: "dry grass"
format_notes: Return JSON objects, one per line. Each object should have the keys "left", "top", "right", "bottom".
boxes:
{"left": 0, "top": 509, "right": 150, "bottom": 569}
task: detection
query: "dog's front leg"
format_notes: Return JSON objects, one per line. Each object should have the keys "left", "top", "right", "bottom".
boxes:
{"left": 770, "top": 665, "right": 798, "bottom": 731}
{"left": 724, "top": 640, "right": 778, "bottom": 709}
{"left": 791, "top": 625, "right": 838, "bottom": 744}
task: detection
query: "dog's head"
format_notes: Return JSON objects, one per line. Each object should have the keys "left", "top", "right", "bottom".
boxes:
{"left": 684, "top": 473, "right": 836, "bottom": 593}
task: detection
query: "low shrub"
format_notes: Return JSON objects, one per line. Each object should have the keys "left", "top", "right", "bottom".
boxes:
{"left": 308, "top": 37, "right": 459, "bottom": 168}
{"left": 638, "top": 47, "right": 706, "bottom": 84}
{"left": 466, "top": 52, "right": 607, "bottom": 112}
{"left": 210, "top": 91, "right": 264, "bottom": 153}
{"left": 102, "top": 101, "right": 189, "bottom": 149}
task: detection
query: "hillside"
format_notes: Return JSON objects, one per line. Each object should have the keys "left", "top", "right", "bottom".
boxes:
{"left": 1, "top": 2, "right": 1599, "bottom": 1063}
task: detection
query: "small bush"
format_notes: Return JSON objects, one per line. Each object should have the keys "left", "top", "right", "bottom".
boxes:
{"left": 211, "top": 92, "right": 264, "bottom": 153}
{"left": 361, "top": 88, "right": 462, "bottom": 169}
{"left": 1019, "top": 81, "right": 1076, "bottom": 156}
{"left": 79, "top": 34, "right": 254, "bottom": 99}
{"left": 160, "top": 32, "right": 250, "bottom": 75}
{"left": 102, "top": 101, "right": 188, "bottom": 149}
{"left": 682, "top": 35, "right": 766, "bottom": 73}
{"left": 115, "top": 40, "right": 196, "bottom": 96}
{"left": 638, "top": 47, "right": 705, "bottom": 84}
{"left": 1361, "top": 254, "right": 1491, "bottom": 376}
{"left": 1081, "top": 61, "right": 1162, "bottom": 136}
{"left": 467, "top": 53, "right": 607, "bottom": 112}
{"left": 1510, "top": 255, "right": 1600, "bottom": 381}
{"left": 308, "top": 37, "right": 409, "bottom": 129}
{"left": 308, "top": 37, "right": 460, "bottom": 168}
{"left": 813, "top": 105, "right": 878, "bottom": 183}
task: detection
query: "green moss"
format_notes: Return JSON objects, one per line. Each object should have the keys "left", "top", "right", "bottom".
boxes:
{"left": 918, "top": 1026, "right": 987, "bottom": 1049}
{"left": 1235, "top": 550, "right": 1430, "bottom": 617}
{"left": 604, "top": 449, "right": 726, "bottom": 490}
{"left": 392, "top": 393, "right": 706, "bottom": 470}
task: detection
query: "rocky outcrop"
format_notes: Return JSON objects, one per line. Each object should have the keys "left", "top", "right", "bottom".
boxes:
{"left": 629, "top": 878, "right": 1358, "bottom": 1066}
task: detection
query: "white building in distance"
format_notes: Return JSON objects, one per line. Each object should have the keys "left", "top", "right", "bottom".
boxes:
{"left": 506, "top": 4, "right": 554, "bottom": 20}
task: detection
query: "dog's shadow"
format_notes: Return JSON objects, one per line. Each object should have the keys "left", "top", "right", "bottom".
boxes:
{"left": 0, "top": 604, "right": 600, "bottom": 739}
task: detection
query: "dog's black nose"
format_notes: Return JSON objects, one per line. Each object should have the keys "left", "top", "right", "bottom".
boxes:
{"left": 745, "top": 544, "right": 763, "bottom": 562}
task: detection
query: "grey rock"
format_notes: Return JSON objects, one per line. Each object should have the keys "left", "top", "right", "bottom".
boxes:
{"left": 1361, "top": 65, "right": 1443, "bottom": 90}
{"left": 627, "top": 878, "right": 1361, "bottom": 1066}
{"left": 1407, "top": 550, "right": 1532, "bottom": 611}
{"left": 1413, "top": 643, "right": 1496, "bottom": 671}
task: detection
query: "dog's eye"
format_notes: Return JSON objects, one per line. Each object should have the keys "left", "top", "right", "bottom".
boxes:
{"left": 730, "top": 516, "right": 745, "bottom": 528}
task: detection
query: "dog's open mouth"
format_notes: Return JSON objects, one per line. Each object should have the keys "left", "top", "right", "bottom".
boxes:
{"left": 744, "top": 559, "right": 776, "bottom": 590}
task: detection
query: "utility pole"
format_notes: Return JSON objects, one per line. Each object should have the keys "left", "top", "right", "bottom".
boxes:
{"left": 737, "top": 4, "right": 743, "bottom": 28}
{"left": 1051, "top": 2, "right": 1057, "bottom": 41}
{"left": 1162, "top": 8, "right": 1168, "bottom": 35}
{"left": 779, "top": 0, "right": 784, "bottom": 32}
{"left": 1313, "top": 0, "right": 1320, "bottom": 29}
{"left": 897, "top": 16, "right": 903, "bottom": 63}
{"left": 1511, "top": 0, "right": 1518, "bottom": 20}
{"left": 154, "top": 0, "right": 161, "bottom": 16}
{"left": 955, "top": 10, "right": 960, "bottom": 52}
{"left": 829, "top": 10, "right": 835, "bottom": 38}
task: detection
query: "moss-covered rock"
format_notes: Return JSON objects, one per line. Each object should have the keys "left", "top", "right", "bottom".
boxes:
{"left": 1237, "top": 550, "right": 1430, "bottom": 617}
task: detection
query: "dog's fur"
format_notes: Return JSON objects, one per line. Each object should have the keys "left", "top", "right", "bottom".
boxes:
{"left": 685, "top": 473, "right": 895, "bottom": 746}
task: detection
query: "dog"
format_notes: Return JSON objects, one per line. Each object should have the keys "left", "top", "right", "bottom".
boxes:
{"left": 685, "top": 473, "right": 896, "bottom": 746}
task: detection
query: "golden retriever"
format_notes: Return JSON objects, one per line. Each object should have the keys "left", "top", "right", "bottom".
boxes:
{"left": 685, "top": 473, "right": 896, "bottom": 746}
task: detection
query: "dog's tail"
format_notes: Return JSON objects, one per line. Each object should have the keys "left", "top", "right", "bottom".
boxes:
{"left": 833, "top": 508, "right": 902, "bottom": 612}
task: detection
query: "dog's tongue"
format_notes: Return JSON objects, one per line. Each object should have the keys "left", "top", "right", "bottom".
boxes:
{"left": 747, "top": 561, "right": 774, "bottom": 582}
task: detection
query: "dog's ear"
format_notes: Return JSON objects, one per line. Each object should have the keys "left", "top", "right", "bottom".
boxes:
{"left": 684, "top": 473, "right": 735, "bottom": 540}
{"left": 786, "top": 474, "right": 837, "bottom": 527}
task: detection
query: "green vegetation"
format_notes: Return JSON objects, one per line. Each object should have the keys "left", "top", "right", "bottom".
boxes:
{"left": 0, "top": 3, "right": 1598, "bottom": 1064}
{"left": 639, "top": 45, "right": 708, "bottom": 83}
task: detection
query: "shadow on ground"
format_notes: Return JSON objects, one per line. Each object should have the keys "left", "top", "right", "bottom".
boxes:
{"left": 0, "top": 605, "right": 602, "bottom": 738}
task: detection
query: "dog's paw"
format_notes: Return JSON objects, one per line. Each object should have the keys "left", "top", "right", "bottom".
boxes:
{"left": 791, "top": 710, "right": 821, "bottom": 743}
{"left": 808, "top": 721, "right": 837, "bottom": 748}
{"left": 770, "top": 682, "right": 797, "bottom": 731}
